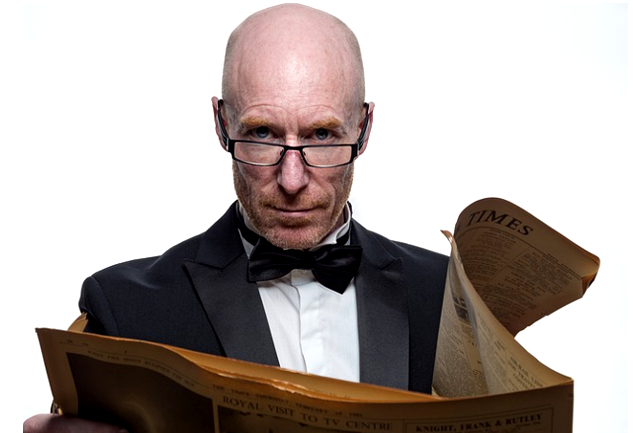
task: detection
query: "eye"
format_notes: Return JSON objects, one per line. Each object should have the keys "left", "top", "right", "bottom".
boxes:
{"left": 315, "top": 128, "right": 330, "bottom": 141}
{"left": 255, "top": 126, "right": 270, "bottom": 140}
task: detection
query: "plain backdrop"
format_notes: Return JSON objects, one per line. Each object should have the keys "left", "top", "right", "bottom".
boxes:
{"left": 10, "top": 1, "right": 629, "bottom": 432}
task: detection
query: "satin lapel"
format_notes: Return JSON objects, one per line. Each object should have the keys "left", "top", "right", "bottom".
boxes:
{"left": 352, "top": 222, "right": 410, "bottom": 390}
{"left": 183, "top": 204, "right": 279, "bottom": 367}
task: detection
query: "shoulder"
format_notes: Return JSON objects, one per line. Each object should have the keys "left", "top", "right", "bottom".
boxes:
{"left": 351, "top": 219, "right": 448, "bottom": 272}
{"left": 89, "top": 232, "right": 205, "bottom": 286}
{"left": 88, "top": 203, "right": 240, "bottom": 286}
{"left": 79, "top": 232, "right": 207, "bottom": 332}
{"left": 78, "top": 228, "right": 226, "bottom": 349}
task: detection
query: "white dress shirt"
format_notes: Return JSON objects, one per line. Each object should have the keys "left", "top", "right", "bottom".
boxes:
{"left": 238, "top": 204, "right": 360, "bottom": 382}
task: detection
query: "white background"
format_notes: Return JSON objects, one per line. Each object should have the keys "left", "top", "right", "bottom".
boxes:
{"left": 9, "top": 1, "right": 629, "bottom": 431}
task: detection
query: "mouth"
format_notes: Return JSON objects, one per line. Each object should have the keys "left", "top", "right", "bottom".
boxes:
{"left": 266, "top": 204, "right": 324, "bottom": 227}
{"left": 274, "top": 207, "right": 316, "bottom": 216}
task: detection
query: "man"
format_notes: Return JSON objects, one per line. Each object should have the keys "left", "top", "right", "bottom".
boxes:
{"left": 24, "top": 4, "right": 447, "bottom": 432}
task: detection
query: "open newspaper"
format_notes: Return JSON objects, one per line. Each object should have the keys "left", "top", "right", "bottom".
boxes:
{"left": 36, "top": 197, "right": 600, "bottom": 433}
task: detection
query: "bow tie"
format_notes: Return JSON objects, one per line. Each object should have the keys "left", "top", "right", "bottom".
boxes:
{"left": 236, "top": 208, "right": 362, "bottom": 294}
{"left": 247, "top": 238, "right": 362, "bottom": 294}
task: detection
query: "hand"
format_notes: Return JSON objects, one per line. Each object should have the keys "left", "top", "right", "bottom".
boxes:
{"left": 23, "top": 414, "right": 127, "bottom": 433}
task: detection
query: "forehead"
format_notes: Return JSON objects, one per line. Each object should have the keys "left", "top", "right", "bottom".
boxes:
{"left": 234, "top": 55, "right": 356, "bottom": 111}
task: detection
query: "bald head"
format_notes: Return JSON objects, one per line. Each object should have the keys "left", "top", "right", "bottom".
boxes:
{"left": 221, "top": 4, "right": 365, "bottom": 113}
{"left": 213, "top": 5, "right": 373, "bottom": 250}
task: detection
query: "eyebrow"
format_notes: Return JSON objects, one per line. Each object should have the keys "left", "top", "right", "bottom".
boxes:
{"left": 237, "top": 117, "right": 270, "bottom": 134}
{"left": 308, "top": 118, "right": 344, "bottom": 130}
{"left": 237, "top": 116, "right": 345, "bottom": 134}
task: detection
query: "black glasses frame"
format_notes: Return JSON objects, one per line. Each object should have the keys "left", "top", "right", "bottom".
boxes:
{"left": 217, "top": 99, "right": 370, "bottom": 168}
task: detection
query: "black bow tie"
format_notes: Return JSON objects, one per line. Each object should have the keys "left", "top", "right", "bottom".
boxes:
{"left": 247, "top": 238, "right": 362, "bottom": 294}
{"left": 236, "top": 208, "right": 362, "bottom": 294}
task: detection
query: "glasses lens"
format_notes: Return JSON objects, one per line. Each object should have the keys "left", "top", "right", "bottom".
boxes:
{"left": 234, "top": 142, "right": 283, "bottom": 165}
{"left": 304, "top": 145, "right": 353, "bottom": 167}
{"left": 233, "top": 142, "right": 353, "bottom": 167}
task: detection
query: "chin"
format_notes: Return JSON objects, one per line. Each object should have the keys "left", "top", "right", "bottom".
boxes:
{"left": 261, "top": 224, "right": 329, "bottom": 250}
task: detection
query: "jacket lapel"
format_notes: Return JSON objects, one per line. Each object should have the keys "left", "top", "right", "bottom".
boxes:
{"left": 183, "top": 204, "right": 279, "bottom": 367}
{"left": 352, "top": 221, "right": 410, "bottom": 390}
{"left": 181, "top": 204, "right": 410, "bottom": 388}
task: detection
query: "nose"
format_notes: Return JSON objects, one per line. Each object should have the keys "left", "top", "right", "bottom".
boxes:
{"left": 277, "top": 148, "right": 310, "bottom": 195}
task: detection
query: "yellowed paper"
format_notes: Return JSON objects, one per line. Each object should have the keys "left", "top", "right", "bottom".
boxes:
{"left": 37, "top": 328, "right": 573, "bottom": 433}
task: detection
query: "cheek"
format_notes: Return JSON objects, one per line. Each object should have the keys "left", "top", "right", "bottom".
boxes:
{"left": 236, "top": 164, "right": 276, "bottom": 190}
{"left": 327, "top": 166, "right": 353, "bottom": 188}
{"left": 316, "top": 167, "right": 354, "bottom": 198}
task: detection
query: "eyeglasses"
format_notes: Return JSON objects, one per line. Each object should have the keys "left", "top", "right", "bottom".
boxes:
{"left": 217, "top": 100, "right": 369, "bottom": 168}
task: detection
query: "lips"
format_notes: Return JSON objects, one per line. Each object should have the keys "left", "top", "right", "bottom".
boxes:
{"left": 273, "top": 206, "right": 318, "bottom": 221}
{"left": 276, "top": 207, "right": 314, "bottom": 214}
{"left": 265, "top": 198, "right": 326, "bottom": 215}
{"left": 262, "top": 204, "right": 321, "bottom": 229}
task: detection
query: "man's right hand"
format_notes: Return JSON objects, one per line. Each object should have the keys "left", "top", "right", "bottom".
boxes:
{"left": 23, "top": 414, "right": 127, "bottom": 433}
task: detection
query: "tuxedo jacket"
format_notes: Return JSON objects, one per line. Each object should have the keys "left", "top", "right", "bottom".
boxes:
{"left": 79, "top": 203, "right": 448, "bottom": 394}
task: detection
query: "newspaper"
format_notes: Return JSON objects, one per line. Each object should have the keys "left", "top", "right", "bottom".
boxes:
{"left": 35, "top": 198, "right": 600, "bottom": 433}
{"left": 432, "top": 198, "right": 599, "bottom": 398}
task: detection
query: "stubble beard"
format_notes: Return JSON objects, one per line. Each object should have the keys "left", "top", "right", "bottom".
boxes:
{"left": 233, "top": 162, "right": 354, "bottom": 250}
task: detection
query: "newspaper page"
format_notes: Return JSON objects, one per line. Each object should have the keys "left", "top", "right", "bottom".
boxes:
{"left": 432, "top": 232, "right": 573, "bottom": 397}
{"left": 37, "top": 328, "right": 573, "bottom": 433}
{"left": 452, "top": 198, "right": 599, "bottom": 335}
{"left": 432, "top": 198, "right": 598, "bottom": 401}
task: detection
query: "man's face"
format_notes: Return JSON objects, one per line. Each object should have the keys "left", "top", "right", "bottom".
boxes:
{"left": 224, "top": 99, "right": 364, "bottom": 250}
{"left": 215, "top": 70, "right": 370, "bottom": 250}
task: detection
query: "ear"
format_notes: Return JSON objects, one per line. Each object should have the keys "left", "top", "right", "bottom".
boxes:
{"left": 358, "top": 101, "right": 374, "bottom": 156}
{"left": 212, "top": 96, "right": 228, "bottom": 150}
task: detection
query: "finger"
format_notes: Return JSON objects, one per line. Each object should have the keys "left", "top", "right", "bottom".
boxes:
{"left": 23, "top": 413, "right": 128, "bottom": 433}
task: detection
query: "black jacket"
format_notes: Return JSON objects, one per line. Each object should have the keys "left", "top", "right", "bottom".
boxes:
{"left": 79, "top": 202, "right": 448, "bottom": 393}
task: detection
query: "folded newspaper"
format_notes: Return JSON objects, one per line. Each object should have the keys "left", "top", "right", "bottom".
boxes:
{"left": 36, "top": 197, "right": 600, "bottom": 433}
